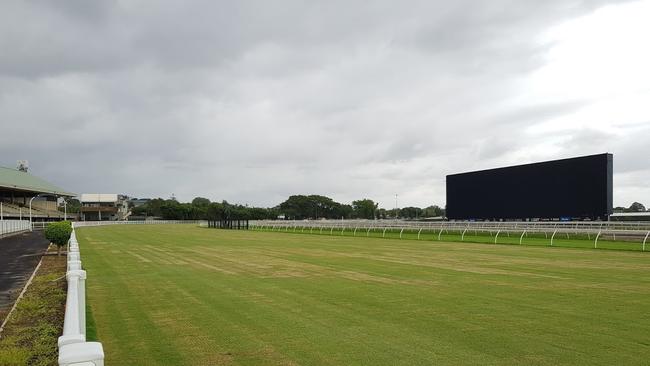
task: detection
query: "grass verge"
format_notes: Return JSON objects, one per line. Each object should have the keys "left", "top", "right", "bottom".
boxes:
{"left": 0, "top": 248, "right": 67, "bottom": 366}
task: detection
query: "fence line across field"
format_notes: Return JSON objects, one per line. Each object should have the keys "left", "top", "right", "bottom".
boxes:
{"left": 251, "top": 220, "right": 650, "bottom": 250}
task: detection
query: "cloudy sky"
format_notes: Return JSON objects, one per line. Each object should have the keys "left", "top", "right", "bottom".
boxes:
{"left": 1, "top": 0, "right": 648, "bottom": 208}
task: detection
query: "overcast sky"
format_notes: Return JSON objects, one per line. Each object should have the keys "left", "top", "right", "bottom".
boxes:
{"left": 1, "top": 0, "right": 649, "bottom": 208}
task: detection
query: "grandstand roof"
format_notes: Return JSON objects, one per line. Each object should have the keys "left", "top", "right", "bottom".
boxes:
{"left": 0, "top": 167, "right": 75, "bottom": 197}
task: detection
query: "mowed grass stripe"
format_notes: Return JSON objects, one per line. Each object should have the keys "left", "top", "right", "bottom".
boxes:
{"left": 77, "top": 225, "right": 650, "bottom": 365}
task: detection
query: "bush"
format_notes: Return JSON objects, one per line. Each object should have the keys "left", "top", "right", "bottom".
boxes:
{"left": 44, "top": 221, "right": 72, "bottom": 256}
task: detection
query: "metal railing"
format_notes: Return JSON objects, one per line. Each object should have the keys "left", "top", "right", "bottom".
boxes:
{"left": 251, "top": 220, "right": 650, "bottom": 251}
{"left": 0, "top": 219, "right": 30, "bottom": 237}
{"left": 58, "top": 225, "right": 104, "bottom": 366}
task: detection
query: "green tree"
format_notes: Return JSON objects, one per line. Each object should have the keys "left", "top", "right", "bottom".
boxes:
{"left": 44, "top": 221, "right": 72, "bottom": 256}
{"left": 376, "top": 208, "right": 388, "bottom": 219}
{"left": 59, "top": 199, "right": 81, "bottom": 213}
{"left": 191, "top": 197, "right": 211, "bottom": 207}
{"left": 399, "top": 207, "right": 423, "bottom": 219}
{"left": 278, "top": 195, "right": 349, "bottom": 220}
{"left": 352, "top": 199, "right": 378, "bottom": 219}
{"left": 628, "top": 202, "right": 646, "bottom": 212}
{"left": 386, "top": 208, "right": 400, "bottom": 219}
{"left": 423, "top": 205, "right": 445, "bottom": 217}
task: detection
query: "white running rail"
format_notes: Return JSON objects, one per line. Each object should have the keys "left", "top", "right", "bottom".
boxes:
{"left": 0, "top": 219, "right": 30, "bottom": 238}
{"left": 58, "top": 224, "right": 104, "bottom": 366}
{"left": 74, "top": 220, "right": 203, "bottom": 228}
{"left": 252, "top": 219, "right": 650, "bottom": 250}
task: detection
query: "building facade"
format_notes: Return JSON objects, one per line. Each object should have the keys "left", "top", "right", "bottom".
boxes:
{"left": 80, "top": 194, "right": 130, "bottom": 221}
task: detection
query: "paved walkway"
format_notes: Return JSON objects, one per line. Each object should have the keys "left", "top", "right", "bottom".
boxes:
{"left": 0, "top": 231, "right": 50, "bottom": 320}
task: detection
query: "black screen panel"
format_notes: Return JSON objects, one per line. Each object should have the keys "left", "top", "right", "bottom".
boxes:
{"left": 446, "top": 153, "right": 613, "bottom": 220}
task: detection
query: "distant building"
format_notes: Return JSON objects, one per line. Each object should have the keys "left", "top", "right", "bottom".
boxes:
{"left": 80, "top": 194, "right": 130, "bottom": 221}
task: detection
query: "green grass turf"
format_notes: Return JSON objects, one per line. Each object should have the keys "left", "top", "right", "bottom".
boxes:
{"left": 77, "top": 225, "right": 650, "bottom": 365}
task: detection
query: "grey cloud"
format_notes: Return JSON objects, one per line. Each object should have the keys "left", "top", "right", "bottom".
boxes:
{"left": 1, "top": 0, "right": 646, "bottom": 208}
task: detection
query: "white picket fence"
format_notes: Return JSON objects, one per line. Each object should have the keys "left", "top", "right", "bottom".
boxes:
{"left": 0, "top": 219, "right": 30, "bottom": 238}
{"left": 58, "top": 225, "right": 104, "bottom": 366}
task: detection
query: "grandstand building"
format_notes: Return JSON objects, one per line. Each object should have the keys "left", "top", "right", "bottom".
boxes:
{"left": 0, "top": 164, "right": 75, "bottom": 220}
{"left": 80, "top": 194, "right": 130, "bottom": 221}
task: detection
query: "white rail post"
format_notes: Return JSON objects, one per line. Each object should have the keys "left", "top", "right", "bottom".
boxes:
{"left": 399, "top": 228, "right": 404, "bottom": 239}
{"left": 367, "top": 227, "right": 371, "bottom": 237}
{"left": 550, "top": 229, "right": 557, "bottom": 246}
{"left": 382, "top": 227, "right": 387, "bottom": 238}
{"left": 320, "top": 226, "right": 323, "bottom": 234}
{"left": 417, "top": 228, "right": 423, "bottom": 240}
{"left": 341, "top": 226, "right": 345, "bottom": 235}
{"left": 594, "top": 230, "right": 601, "bottom": 248}
{"left": 494, "top": 230, "right": 500, "bottom": 244}
{"left": 519, "top": 230, "right": 526, "bottom": 245}
{"left": 643, "top": 231, "right": 649, "bottom": 252}
{"left": 330, "top": 226, "right": 334, "bottom": 235}
{"left": 58, "top": 270, "right": 86, "bottom": 346}
{"left": 461, "top": 227, "right": 467, "bottom": 241}
{"left": 353, "top": 227, "right": 358, "bottom": 236}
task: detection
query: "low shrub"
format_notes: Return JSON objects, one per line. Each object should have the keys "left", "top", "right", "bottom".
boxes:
{"left": 43, "top": 221, "right": 72, "bottom": 256}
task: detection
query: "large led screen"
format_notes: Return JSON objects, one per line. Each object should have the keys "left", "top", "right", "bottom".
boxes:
{"left": 446, "top": 153, "right": 613, "bottom": 220}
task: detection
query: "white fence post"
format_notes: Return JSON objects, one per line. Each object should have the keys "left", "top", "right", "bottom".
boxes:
{"left": 550, "top": 229, "right": 557, "bottom": 246}
{"left": 58, "top": 224, "right": 104, "bottom": 366}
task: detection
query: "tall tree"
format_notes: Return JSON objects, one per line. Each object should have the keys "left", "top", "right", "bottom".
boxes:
{"left": 191, "top": 197, "right": 211, "bottom": 207}
{"left": 352, "top": 199, "right": 378, "bottom": 219}
{"left": 628, "top": 202, "right": 646, "bottom": 212}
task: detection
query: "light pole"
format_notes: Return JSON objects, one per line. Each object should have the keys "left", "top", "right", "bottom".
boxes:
{"left": 29, "top": 193, "right": 44, "bottom": 231}
{"left": 395, "top": 194, "right": 398, "bottom": 219}
{"left": 63, "top": 198, "right": 67, "bottom": 221}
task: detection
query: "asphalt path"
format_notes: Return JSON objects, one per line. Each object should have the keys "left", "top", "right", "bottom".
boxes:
{"left": 0, "top": 231, "right": 50, "bottom": 320}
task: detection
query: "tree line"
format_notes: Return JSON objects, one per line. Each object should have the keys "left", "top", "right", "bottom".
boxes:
{"left": 613, "top": 202, "right": 647, "bottom": 213}
{"left": 60, "top": 197, "right": 648, "bottom": 220}
{"left": 128, "top": 195, "right": 446, "bottom": 221}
